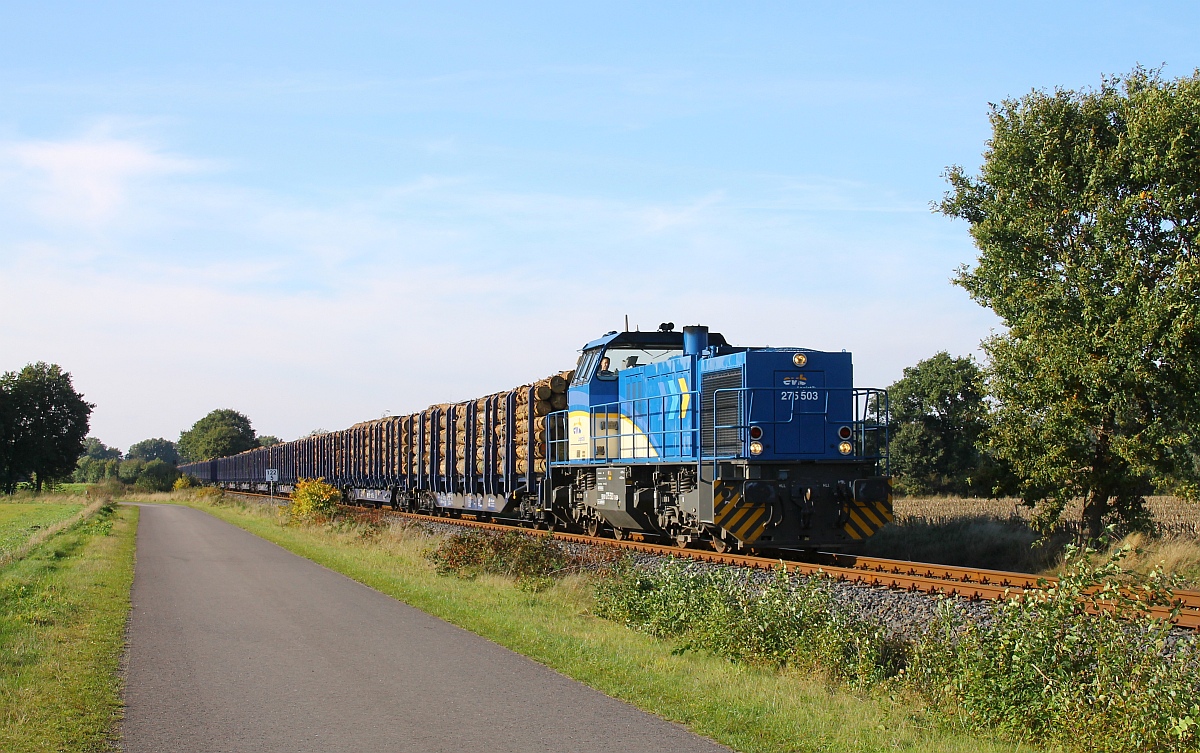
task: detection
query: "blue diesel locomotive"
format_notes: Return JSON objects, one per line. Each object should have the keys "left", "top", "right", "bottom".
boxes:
{"left": 181, "top": 324, "right": 892, "bottom": 551}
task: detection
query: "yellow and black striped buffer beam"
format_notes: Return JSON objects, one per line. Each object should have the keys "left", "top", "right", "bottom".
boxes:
{"left": 842, "top": 499, "right": 894, "bottom": 540}
{"left": 713, "top": 482, "right": 771, "bottom": 543}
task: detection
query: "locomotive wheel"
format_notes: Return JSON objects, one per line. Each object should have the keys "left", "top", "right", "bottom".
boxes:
{"left": 585, "top": 518, "right": 601, "bottom": 537}
{"left": 611, "top": 526, "right": 628, "bottom": 541}
{"left": 710, "top": 535, "right": 730, "bottom": 554}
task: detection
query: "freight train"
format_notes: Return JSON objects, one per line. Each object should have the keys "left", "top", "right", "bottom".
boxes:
{"left": 181, "top": 325, "right": 892, "bottom": 551}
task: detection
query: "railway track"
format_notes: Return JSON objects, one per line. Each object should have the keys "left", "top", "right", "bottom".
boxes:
{"left": 223, "top": 490, "right": 1200, "bottom": 629}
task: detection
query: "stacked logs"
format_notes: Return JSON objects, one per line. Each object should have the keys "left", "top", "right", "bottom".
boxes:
{"left": 382, "top": 370, "right": 573, "bottom": 481}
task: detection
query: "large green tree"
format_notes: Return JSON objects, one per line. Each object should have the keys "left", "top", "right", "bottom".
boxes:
{"left": 941, "top": 68, "right": 1200, "bottom": 539}
{"left": 1, "top": 363, "right": 94, "bottom": 492}
{"left": 127, "top": 437, "right": 179, "bottom": 464}
{"left": 886, "top": 352, "right": 1011, "bottom": 497}
{"left": 178, "top": 409, "right": 258, "bottom": 462}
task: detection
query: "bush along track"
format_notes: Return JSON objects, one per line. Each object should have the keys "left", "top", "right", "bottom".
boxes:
{"left": 0, "top": 500, "right": 137, "bottom": 752}
{"left": 423, "top": 521, "right": 1197, "bottom": 750}
{"left": 593, "top": 542, "right": 1200, "bottom": 753}
{"left": 910, "top": 545, "right": 1200, "bottom": 753}
{"left": 428, "top": 529, "right": 620, "bottom": 592}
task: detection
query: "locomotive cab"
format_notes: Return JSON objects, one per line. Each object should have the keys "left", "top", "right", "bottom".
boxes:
{"left": 565, "top": 328, "right": 729, "bottom": 462}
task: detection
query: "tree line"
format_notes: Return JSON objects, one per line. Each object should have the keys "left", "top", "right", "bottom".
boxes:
{"left": 0, "top": 361, "right": 280, "bottom": 494}
{"left": 75, "top": 411, "right": 281, "bottom": 491}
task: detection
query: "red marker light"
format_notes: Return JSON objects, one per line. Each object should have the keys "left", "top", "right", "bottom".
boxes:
{"left": 749, "top": 426, "right": 763, "bottom": 440}
{"left": 838, "top": 426, "right": 852, "bottom": 440}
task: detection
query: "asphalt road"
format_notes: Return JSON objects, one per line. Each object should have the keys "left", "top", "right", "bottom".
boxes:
{"left": 122, "top": 503, "right": 729, "bottom": 752}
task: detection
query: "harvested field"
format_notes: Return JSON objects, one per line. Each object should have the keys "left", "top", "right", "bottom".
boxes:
{"left": 894, "top": 495, "right": 1200, "bottom": 537}
{"left": 874, "top": 495, "right": 1200, "bottom": 582}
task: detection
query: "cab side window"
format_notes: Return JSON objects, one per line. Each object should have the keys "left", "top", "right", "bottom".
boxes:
{"left": 572, "top": 348, "right": 602, "bottom": 385}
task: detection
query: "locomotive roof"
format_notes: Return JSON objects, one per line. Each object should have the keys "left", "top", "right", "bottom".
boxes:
{"left": 580, "top": 328, "right": 729, "bottom": 352}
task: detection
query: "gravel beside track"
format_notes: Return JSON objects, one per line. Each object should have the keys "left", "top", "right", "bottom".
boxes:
{"left": 364, "top": 508, "right": 1001, "bottom": 641}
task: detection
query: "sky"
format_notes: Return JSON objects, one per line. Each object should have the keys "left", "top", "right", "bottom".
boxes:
{"left": 2, "top": 2, "right": 1199, "bottom": 451}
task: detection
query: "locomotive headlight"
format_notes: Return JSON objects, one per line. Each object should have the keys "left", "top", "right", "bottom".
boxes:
{"left": 749, "top": 441, "right": 764, "bottom": 455}
{"left": 837, "top": 441, "right": 853, "bottom": 455}
{"left": 792, "top": 353, "right": 808, "bottom": 367}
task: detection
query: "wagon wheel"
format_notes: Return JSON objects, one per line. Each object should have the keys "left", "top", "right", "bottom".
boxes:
{"left": 611, "top": 526, "right": 628, "bottom": 541}
{"left": 585, "top": 517, "right": 601, "bottom": 537}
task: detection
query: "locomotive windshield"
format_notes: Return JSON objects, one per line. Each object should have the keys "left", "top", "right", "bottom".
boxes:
{"left": 572, "top": 345, "right": 683, "bottom": 384}
{"left": 602, "top": 347, "right": 680, "bottom": 373}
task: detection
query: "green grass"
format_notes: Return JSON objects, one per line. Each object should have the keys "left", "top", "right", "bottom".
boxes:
{"left": 0, "top": 502, "right": 84, "bottom": 556}
{"left": 8, "top": 483, "right": 92, "bottom": 496}
{"left": 165, "top": 494, "right": 1030, "bottom": 753}
{"left": 0, "top": 503, "right": 137, "bottom": 752}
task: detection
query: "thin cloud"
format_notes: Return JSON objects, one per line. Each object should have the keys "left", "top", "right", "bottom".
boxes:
{"left": 2, "top": 132, "right": 205, "bottom": 225}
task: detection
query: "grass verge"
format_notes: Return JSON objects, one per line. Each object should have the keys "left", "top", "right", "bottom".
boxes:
{"left": 0, "top": 501, "right": 84, "bottom": 557}
{"left": 0, "top": 502, "right": 137, "bottom": 753}
{"left": 160, "top": 493, "right": 1024, "bottom": 753}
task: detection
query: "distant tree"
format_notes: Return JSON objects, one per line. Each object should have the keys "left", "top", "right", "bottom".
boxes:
{"left": 118, "top": 458, "right": 146, "bottom": 483}
{"left": 178, "top": 409, "right": 257, "bottom": 462}
{"left": 1, "top": 363, "right": 93, "bottom": 492}
{"left": 257, "top": 435, "right": 282, "bottom": 448}
{"left": 134, "top": 459, "right": 179, "bottom": 492}
{"left": 127, "top": 437, "right": 179, "bottom": 464}
{"left": 885, "top": 352, "right": 1012, "bottom": 497}
{"left": 74, "top": 455, "right": 120, "bottom": 483}
{"left": 81, "top": 437, "right": 122, "bottom": 461}
{"left": 74, "top": 438, "right": 123, "bottom": 483}
{"left": 941, "top": 67, "right": 1200, "bottom": 539}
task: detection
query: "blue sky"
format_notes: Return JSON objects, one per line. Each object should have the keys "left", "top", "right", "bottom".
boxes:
{"left": 2, "top": 2, "right": 1198, "bottom": 450}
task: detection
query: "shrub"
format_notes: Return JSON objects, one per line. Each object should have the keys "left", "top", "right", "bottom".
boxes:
{"left": 427, "top": 530, "right": 577, "bottom": 591}
{"left": 909, "top": 542, "right": 1200, "bottom": 753}
{"left": 594, "top": 560, "right": 906, "bottom": 685}
{"left": 117, "top": 458, "right": 145, "bottom": 483}
{"left": 285, "top": 478, "right": 341, "bottom": 523}
{"left": 192, "top": 486, "right": 224, "bottom": 503}
{"left": 172, "top": 474, "right": 197, "bottom": 491}
{"left": 92, "top": 477, "right": 126, "bottom": 499}
{"left": 133, "top": 459, "right": 179, "bottom": 492}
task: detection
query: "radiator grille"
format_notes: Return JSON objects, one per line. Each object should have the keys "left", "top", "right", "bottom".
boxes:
{"left": 701, "top": 368, "right": 744, "bottom": 457}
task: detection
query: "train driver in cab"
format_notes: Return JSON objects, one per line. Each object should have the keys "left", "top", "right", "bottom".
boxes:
{"left": 597, "top": 356, "right": 617, "bottom": 381}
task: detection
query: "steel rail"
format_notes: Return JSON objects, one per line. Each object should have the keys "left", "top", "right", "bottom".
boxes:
{"left": 222, "top": 490, "right": 1200, "bottom": 629}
